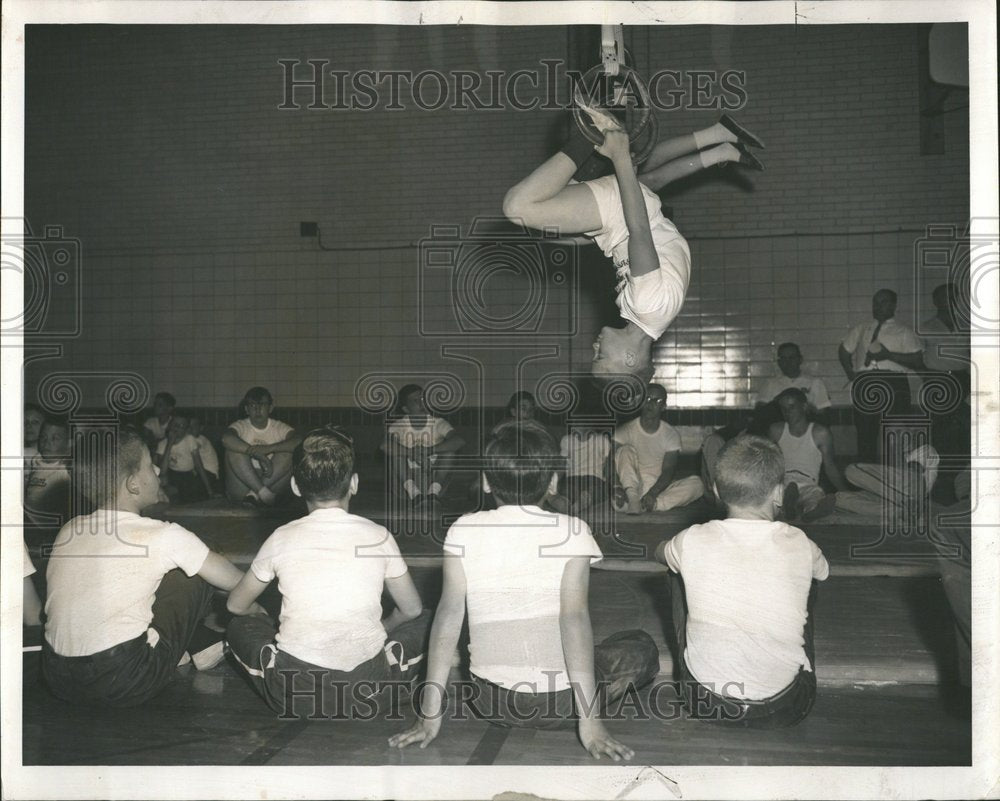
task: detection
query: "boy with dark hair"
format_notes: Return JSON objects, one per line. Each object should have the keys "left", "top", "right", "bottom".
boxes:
{"left": 222, "top": 386, "right": 301, "bottom": 506}
{"left": 226, "top": 427, "right": 429, "bottom": 718}
{"left": 143, "top": 392, "right": 176, "bottom": 444}
{"left": 382, "top": 383, "right": 464, "bottom": 507}
{"left": 24, "top": 402, "right": 45, "bottom": 463}
{"left": 768, "top": 388, "right": 847, "bottom": 520}
{"left": 24, "top": 416, "right": 72, "bottom": 530}
{"left": 391, "top": 423, "right": 659, "bottom": 760}
{"left": 155, "top": 414, "right": 214, "bottom": 503}
{"left": 43, "top": 426, "right": 254, "bottom": 707}
{"left": 656, "top": 434, "right": 828, "bottom": 728}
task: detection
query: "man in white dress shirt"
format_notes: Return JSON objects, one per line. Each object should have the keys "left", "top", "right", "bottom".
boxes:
{"left": 838, "top": 289, "right": 922, "bottom": 462}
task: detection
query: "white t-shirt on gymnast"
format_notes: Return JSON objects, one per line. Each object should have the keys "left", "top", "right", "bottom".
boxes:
{"left": 664, "top": 518, "right": 829, "bottom": 700}
{"left": 250, "top": 507, "right": 409, "bottom": 671}
{"left": 583, "top": 174, "right": 691, "bottom": 340}
{"left": 44, "top": 510, "right": 210, "bottom": 657}
{"left": 444, "top": 505, "right": 603, "bottom": 692}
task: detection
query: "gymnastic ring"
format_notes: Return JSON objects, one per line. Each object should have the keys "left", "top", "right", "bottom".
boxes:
{"left": 572, "top": 62, "right": 654, "bottom": 148}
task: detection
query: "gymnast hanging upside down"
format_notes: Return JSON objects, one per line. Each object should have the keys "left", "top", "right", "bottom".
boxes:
{"left": 503, "top": 99, "right": 764, "bottom": 383}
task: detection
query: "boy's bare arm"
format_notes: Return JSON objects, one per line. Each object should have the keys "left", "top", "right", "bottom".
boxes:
{"left": 560, "top": 558, "right": 634, "bottom": 761}
{"left": 814, "top": 426, "right": 849, "bottom": 492}
{"left": 433, "top": 430, "right": 464, "bottom": 455}
{"left": 221, "top": 429, "right": 250, "bottom": 454}
{"left": 192, "top": 449, "right": 214, "bottom": 497}
{"left": 227, "top": 571, "right": 270, "bottom": 616}
{"left": 389, "top": 556, "right": 467, "bottom": 749}
{"left": 382, "top": 570, "right": 423, "bottom": 632}
{"left": 599, "top": 130, "right": 658, "bottom": 279}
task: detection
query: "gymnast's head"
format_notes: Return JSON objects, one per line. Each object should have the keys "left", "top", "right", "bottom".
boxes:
{"left": 291, "top": 426, "right": 358, "bottom": 507}
{"left": 483, "top": 422, "right": 559, "bottom": 507}
{"left": 590, "top": 325, "right": 655, "bottom": 386}
{"left": 713, "top": 434, "right": 785, "bottom": 519}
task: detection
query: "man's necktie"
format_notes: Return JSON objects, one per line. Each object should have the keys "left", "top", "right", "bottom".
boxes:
{"left": 864, "top": 321, "right": 883, "bottom": 366}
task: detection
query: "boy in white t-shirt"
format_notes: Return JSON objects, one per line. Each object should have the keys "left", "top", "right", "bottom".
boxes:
{"left": 24, "top": 417, "right": 72, "bottom": 530}
{"left": 222, "top": 386, "right": 301, "bottom": 506}
{"left": 656, "top": 435, "right": 828, "bottom": 728}
{"left": 390, "top": 423, "right": 659, "bottom": 761}
{"left": 227, "top": 426, "right": 429, "bottom": 718}
{"left": 24, "top": 402, "right": 45, "bottom": 466}
{"left": 42, "top": 425, "right": 256, "bottom": 707}
{"left": 155, "top": 415, "right": 214, "bottom": 503}
{"left": 382, "top": 384, "right": 464, "bottom": 506}
{"left": 504, "top": 98, "right": 762, "bottom": 386}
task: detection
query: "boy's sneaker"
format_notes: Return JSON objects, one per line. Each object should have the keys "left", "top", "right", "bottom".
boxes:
{"left": 191, "top": 640, "right": 226, "bottom": 671}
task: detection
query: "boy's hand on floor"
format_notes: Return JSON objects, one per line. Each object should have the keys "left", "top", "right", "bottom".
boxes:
{"left": 578, "top": 718, "right": 634, "bottom": 762}
{"left": 388, "top": 717, "right": 441, "bottom": 749}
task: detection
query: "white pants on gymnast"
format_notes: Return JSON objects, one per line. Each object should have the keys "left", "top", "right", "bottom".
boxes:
{"left": 614, "top": 444, "right": 704, "bottom": 511}
{"left": 834, "top": 463, "right": 924, "bottom": 517}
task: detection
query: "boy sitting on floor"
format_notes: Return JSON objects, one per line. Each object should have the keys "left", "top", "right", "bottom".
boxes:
{"left": 24, "top": 416, "right": 72, "bottom": 531}
{"left": 390, "top": 423, "right": 659, "bottom": 760}
{"left": 155, "top": 414, "right": 215, "bottom": 504}
{"left": 42, "top": 426, "right": 255, "bottom": 707}
{"left": 222, "top": 386, "right": 301, "bottom": 506}
{"left": 226, "top": 426, "right": 430, "bottom": 718}
{"left": 656, "top": 434, "right": 828, "bottom": 728}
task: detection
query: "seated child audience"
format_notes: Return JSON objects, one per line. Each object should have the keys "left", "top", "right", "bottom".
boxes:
{"left": 222, "top": 386, "right": 301, "bottom": 506}
{"left": 391, "top": 423, "right": 658, "bottom": 760}
{"left": 24, "top": 416, "right": 72, "bottom": 530}
{"left": 613, "top": 383, "right": 704, "bottom": 514}
{"left": 155, "top": 414, "right": 214, "bottom": 503}
{"left": 657, "top": 435, "right": 828, "bottom": 728}
{"left": 554, "top": 423, "right": 615, "bottom": 518}
{"left": 767, "top": 388, "right": 847, "bottom": 520}
{"left": 382, "top": 384, "right": 464, "bottom": 506}
{"left": 143, "top": 392, "right": 176, "bottom": 444}
{"left": 227, "top": 427, "right": 430, "bottom": 718}
{"left": 188, "top": 416, "right": 220, "bottom": 494}
{"left": 24, "top": 402, "right": 46, "bottom": 466}
{"left": 42, "top": 425, "right": 255, "bottom": 707}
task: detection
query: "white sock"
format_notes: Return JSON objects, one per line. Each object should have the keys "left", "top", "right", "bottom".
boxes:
{"left": 698, "top": 142, "right": 739, "bottom": 169}
{"left": 404, "top": 479, "right": 420, "bottom": 500}
{"left": 257, "top": 486, "right": 276, "bottom": 504}
{"left": 428, "top": 482, "right": 442, "bottom": 496}
{"left": 693, "top": 123, "right": 725, "bottom": 150}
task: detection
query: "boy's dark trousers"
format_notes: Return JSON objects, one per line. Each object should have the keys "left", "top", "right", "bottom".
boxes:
{"left": 227, "top": 610, "right": 433, "bottom": 719}
{"left": 42, "top": 569, "right": 214, "bottom": 707}
{"left": 167, "top": 469, "right": 209, "bottom": 503}
{"left": 470, "top": 630, "right": 660, "bottom": 730}
{"left": 670, "top": 573, "right": 818, "bottom": 728}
